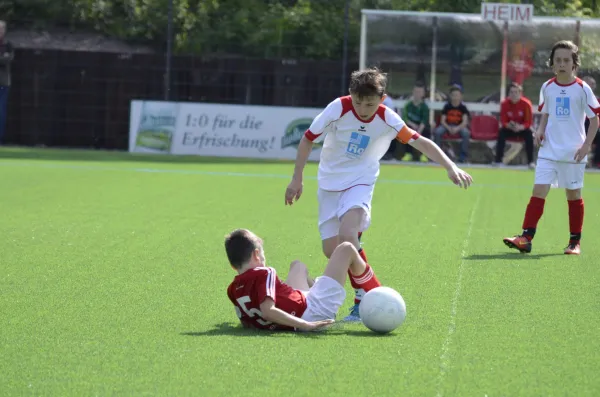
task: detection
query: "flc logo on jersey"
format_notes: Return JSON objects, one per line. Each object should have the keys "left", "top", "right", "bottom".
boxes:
{"left": 555, "top": 97, "right": 570, "bottom": 118}
{"left": 346, "top": 132, "right": 370, "bottom": 158}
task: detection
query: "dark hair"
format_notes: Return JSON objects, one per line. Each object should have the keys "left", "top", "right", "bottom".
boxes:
{"left": 349, "top": 67, "right": 387, "bottom": 98}
{"left": 547, "top": 40, "right": 580, "bottom": 69}
{"left": 224, "top": 229, "right": 260, "bottom": 269}
{"left": 509, "top": 82, "right": 523, "bottom": 92}
{"left": 449, "top": 85, "right": 462, "bottom": 94}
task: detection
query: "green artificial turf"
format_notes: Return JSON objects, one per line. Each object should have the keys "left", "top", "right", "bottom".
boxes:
{"left": 1, "top": 147, "right": 599, "bottom": 396}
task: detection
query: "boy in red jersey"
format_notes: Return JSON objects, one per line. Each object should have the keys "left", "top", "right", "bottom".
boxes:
{"left": 495, "top": 82, "right": 535, "bottom": 168}
{"left": 225, "top": 229, "right": 382, "bottom": 331}
{"left": 284, "top": 67, "right": 473, "bottom": 321}
{"left": 503, "top": 41, "right": 600, "bottom": 255}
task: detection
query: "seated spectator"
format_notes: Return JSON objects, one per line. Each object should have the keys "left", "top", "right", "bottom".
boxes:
{"left": 401, "top": 83, "right": 431, "bottom": 162}
{"left": 582, "top": 76, "right": 600, "bottom": 168}
{"left": 433, "top": 85, "right": 470, "bottom": 163}
{"left": 495, "top": 82, "right": 534, "bottom": 168}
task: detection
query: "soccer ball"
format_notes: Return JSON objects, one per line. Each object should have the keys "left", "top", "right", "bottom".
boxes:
{"left": 359, "top": 286, "right": 406, "bottom": 334}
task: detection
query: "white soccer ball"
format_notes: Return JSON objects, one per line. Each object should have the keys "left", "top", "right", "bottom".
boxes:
{"left": 359, "top": 286, "right": 406, "bottom": 334}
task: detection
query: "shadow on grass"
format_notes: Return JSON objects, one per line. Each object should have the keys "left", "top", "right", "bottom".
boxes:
{"left": 181, "top": 322, "right": 398, "bottom": 338}
{"left": 465, "top": 252, "right": 565, "bottom": 260}
{"left": 0, "top": 146, "right": 295, "bottom": 165}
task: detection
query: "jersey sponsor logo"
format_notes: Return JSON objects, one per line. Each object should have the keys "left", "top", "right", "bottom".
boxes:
{"left": 346, "top": 132, "right": 370, "bottom": 158}
{"left": 556, "top": 97, "right": 570, "bottom": 118}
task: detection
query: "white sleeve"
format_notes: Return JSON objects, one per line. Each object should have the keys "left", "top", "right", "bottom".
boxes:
{"left": 384, "top": 107, "right": 419, "bottom": 143}
{"left": 304, "top": 98, "right": 342, "bottom": 143}
{"left": 582, "top": 83, "right": 600, "bottom": 118}
{"left": 538, "top": 83, "right": 549, "bottom": 114}
{"left": 384, "top": 107, "right": 406, "bottom": 132}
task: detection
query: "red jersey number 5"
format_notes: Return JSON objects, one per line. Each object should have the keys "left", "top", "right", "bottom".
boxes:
{"left": 235, "top": 296, "right": 272, "bottom": 326}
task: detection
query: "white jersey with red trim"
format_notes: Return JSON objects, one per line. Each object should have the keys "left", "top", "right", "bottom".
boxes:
{"left": 538, "top": 77, "right": 600, "bottom": 163}
{"left": 305, "top": 96, "right": 419, "bottom": 191}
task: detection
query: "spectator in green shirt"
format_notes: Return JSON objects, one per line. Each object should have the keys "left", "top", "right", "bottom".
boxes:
{"left": 401, "top": 83, "right": 431, "bottom": 161}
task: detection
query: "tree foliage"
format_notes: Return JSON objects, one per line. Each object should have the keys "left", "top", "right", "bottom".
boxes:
{"left": 3, "top": 0, "right": 599, "bottom": 59}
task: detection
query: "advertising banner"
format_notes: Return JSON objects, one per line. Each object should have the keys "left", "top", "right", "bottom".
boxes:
{"left": 129, "top": 100, "right": 323, "bottom": 161}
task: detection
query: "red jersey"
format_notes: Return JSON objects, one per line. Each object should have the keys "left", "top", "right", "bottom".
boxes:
{"left": 227, "top": 267, "right": 307, "bottom": 331}
{"left": 500, "top": 97, "right": 533, "bottom": 129}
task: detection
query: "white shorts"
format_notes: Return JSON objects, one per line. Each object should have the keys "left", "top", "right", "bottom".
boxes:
{"left": 534, "top": 158, "right": 586, "bottom": 189}
{"left": 300, "top": 276, "right": 346, "bottom": 322}
{"left": 317, "top": 184, "right": 374, "bottom": 240}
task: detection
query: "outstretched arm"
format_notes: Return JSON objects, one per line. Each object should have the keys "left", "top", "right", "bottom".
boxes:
{"left": 292, "top": 136, "right": 313, "bottom": 180}
{"left": 285, "top": 136, "right": 313, "bottom": 205}
{"left": 285, "top": 98, "right": 340, "bottom": 206}
{"left": 408, "top": 135, "right": 473, "bottom": 189}
{"left": 259, "top": 298, "right": 333, "bottom": 331}
{"left": 410, "top": 135, "right": 455, "bottom": 170}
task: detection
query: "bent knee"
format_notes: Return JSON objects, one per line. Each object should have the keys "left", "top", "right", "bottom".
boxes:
{"left": 289, "top": 260, "right": 306, "bottom": 271}
{"left": 333, "top": 241, "right": 356, "bottom": 255}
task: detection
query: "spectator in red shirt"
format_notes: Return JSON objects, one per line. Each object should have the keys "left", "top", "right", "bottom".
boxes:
{"left": 495, "top": 83, "right": 534, "bottom": 168}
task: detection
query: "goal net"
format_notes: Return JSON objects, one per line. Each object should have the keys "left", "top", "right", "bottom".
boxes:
{"left": 359, "top": 10, "right": 600, "bottom": 119}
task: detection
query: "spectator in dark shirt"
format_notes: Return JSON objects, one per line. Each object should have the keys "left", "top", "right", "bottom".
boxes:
{"left": 433, "top": 85, "right": 470, "bottom": 163}
{"left": 0, "top": 21, "right": 13, "bottom": 144}
{"left": 495, "top": 83, "right": 534, "bottom": 168}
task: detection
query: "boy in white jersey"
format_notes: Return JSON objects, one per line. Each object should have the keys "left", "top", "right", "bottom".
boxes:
{"left": 504, "top": 41, "right": 600, "bottom": 255}
{"left": 284, "top": 67, "right": 473, "bottom": 321}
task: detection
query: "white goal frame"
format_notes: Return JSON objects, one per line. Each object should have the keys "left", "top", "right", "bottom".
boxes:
{"left": 359, "top": 9, "right": 600, "bottom": 117}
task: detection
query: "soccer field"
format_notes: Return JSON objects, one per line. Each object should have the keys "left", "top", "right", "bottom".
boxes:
{"left": 2, "top": 147, "right": 599, "bottom": 396}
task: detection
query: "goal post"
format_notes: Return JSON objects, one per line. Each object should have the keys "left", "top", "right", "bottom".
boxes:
{"left": 359, "top": 8, "right": 600, "bottom": 122}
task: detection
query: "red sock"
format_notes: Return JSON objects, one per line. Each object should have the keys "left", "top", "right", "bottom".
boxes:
{"left": 347, "top": 248, "right": 368, "bottom": 279}
{"left": 568, "top": 199, "right": 584, "bottom": 243}
{"left": 522, "top": 196, "right": 545, "bottom": 240}
{"left": 349, "top": 263, "right": 381, "bottom": 304}
{"left": 358, "top": 247, "right": 368, "bottom": 263}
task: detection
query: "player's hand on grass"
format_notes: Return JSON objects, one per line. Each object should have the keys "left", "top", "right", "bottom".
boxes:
{"left": 447, "top": 166, "right": 473, "bottom": 189}
{"left": 298, "top": 319, "right": 335, "bottom": 331}
{"left": 574, "top": 143, "right": 591, "bottom": 162}
{"left": 285, "top": 178, "right": 303, "bottom": 205}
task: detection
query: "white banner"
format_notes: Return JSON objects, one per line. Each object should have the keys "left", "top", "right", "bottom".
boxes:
{"left": 129, "top": 100, "right": 323, "bottom": 160}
